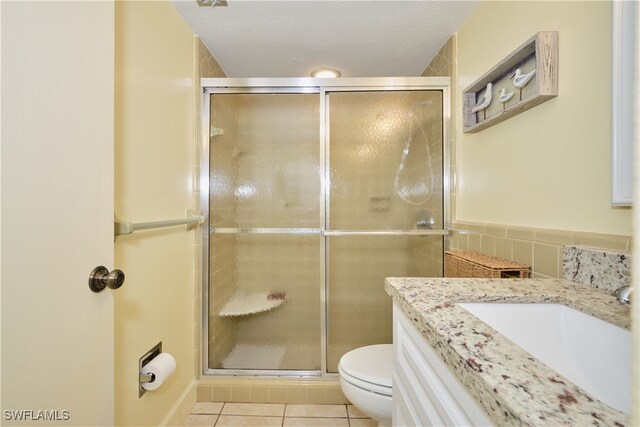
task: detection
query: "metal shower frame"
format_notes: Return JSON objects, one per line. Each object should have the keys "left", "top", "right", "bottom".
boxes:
{"left": 200, "top": 77, "right": 451, "bottom": 377}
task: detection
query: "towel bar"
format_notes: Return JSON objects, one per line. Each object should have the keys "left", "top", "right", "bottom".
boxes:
{"left": 115, "top": 209, "right": 204, "bottom": 237}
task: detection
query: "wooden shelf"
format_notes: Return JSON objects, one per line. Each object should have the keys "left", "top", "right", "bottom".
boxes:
{"left": 463, "top": 31, "right": 558, "bottom": 133}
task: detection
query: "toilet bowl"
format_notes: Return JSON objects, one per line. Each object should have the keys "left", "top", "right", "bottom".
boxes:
{"left": 338, "top": 344, "right": 393, "bottom": 426}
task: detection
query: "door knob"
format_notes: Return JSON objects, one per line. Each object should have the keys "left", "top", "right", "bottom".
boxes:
{"left": 89, "top": 266, "right": 125, "bottom": 293}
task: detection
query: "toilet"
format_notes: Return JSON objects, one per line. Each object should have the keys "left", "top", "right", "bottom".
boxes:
{"left": 338, "top": 344, "right": 393, "bottom": 426}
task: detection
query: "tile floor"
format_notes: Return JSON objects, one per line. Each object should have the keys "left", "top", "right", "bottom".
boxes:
{"left": 185, "top": 403, "right": 377, "bottom": 427}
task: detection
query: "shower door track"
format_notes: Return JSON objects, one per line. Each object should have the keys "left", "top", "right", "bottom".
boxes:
{"left": 201, "top": 77, "right": 451, "bottom": 377}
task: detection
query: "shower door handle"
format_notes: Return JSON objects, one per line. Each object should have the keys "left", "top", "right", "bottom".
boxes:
{"left": 88, "top": 266, "right": 125, "bottom": 293}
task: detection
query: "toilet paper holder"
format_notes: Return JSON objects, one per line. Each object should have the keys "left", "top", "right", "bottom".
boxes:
{"left": 139, "top": 373, "right": 155, "bottom": 383}
{"left": 139, "top": 342, "right": 162, "bottom": 398}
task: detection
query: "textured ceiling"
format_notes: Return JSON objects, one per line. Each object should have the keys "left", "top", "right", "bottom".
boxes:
{"left": 171, "top": 1, "right": 480, "bottom": 78}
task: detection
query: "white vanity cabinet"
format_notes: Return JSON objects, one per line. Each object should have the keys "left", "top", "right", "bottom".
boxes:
{"left": 392, "top": 303, "right": 494, "bottom": 426}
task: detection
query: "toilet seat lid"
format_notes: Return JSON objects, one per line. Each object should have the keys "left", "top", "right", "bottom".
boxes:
{"left": 338, "top": 344, "right": 392, "bottom": 388}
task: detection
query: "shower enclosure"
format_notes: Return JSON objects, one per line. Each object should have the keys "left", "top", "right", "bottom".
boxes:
{"left": 201, "top": 78, "right": 449, "bottom": 376}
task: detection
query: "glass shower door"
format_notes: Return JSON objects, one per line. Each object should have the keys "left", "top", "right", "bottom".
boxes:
{"left": 326, "top": 90, "right": 444, "bottom": 372}
{"left": 205, "top": 83, "right": 448, "bottom": 376}
{"left": 208, "top": 93, "right": 322, "bottom": 372}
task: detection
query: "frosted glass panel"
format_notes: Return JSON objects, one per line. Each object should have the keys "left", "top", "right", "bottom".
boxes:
{"left": 329, "top": 91, "right": 443, "bottom": 230}
{"left": 206, "top": 88, "right": 445, "bottom": 374}
{"left": 326, "top": 235, "right": 443, "bottom": 372}
{"left": 209, "top": 233, "right": 321, "bottom": 371}
{"left": 210, "top": 94, "right": 320, "bottom": 228}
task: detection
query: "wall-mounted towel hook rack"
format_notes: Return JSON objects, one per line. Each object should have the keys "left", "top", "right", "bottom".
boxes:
{"left": 115, "top": 209, "right": 204, "bottom": 238}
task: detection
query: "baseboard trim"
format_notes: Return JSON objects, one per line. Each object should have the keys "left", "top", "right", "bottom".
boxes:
{"left": 196, "top": 377, "right": 348, "bottom": 404}
{"left": 161, "top": 379, "right": 197, "bottom": 427}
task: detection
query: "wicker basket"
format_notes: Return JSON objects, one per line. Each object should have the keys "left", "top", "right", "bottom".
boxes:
{"left": 445, "top": 250, "right": 530, "bottom": 279}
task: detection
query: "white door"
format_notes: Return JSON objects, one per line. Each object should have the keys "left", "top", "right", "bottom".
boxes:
{"left": 1, "top": 1, "right": 115, "bottom": 425}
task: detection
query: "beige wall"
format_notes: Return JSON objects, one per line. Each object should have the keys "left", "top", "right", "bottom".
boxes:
{"left": 114, "top": 1, "right": 198, "bottom": 425}
{"left": 455, "top": 1, "right": 632, "bottom": 237}
{"left": 423, "top": 3, "right": 634, "bottom": 277}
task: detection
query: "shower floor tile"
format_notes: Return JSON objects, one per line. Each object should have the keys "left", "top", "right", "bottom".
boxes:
{"left": 187, "top": 403, "right": 375, "bottom": 427}
{"left": 221, "top": 345, "right": 285, "bottom": 370}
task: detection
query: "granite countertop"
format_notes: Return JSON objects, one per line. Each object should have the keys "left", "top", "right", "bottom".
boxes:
{"left": 385, "top": 277, "right": 631, "bottom": 427}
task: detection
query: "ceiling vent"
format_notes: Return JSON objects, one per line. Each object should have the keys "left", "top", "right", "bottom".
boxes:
{"left": 196, "top": 0, "right": 228, "bottom": 7}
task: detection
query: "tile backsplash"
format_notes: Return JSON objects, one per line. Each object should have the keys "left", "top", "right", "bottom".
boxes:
{"left": 449, "top": 220, "right": 632, "bottom": 279}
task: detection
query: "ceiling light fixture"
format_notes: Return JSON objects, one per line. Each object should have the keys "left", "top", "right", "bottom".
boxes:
{"left": 311, "top": 68, "right": 341, "bottom": 78}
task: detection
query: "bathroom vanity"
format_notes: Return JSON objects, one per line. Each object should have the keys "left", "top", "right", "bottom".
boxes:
{"left": 386, "top": 277, "right": 631, "bottom": 426}
{"left": 393, "top": 303, "right": 494, "bottom": 425}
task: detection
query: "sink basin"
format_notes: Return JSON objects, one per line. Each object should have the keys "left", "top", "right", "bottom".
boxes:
{"left": 458, "top": 303, "right": 630, "bottom": 414}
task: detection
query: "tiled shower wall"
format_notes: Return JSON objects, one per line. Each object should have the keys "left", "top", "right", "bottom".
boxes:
{"left": 328, "top": 91, "right": 444, "bottom": 231}
{"left": 208, "top": 235, "right": 238, "bottom": 368}
{"left": 199, "top": 40, "right": 226, "bottom": 79}
{"left": 422, "top": 35, "right": 458, "bottom": 224}
{"left": 422, "top": 35, "right": 456, "bottom": 78}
